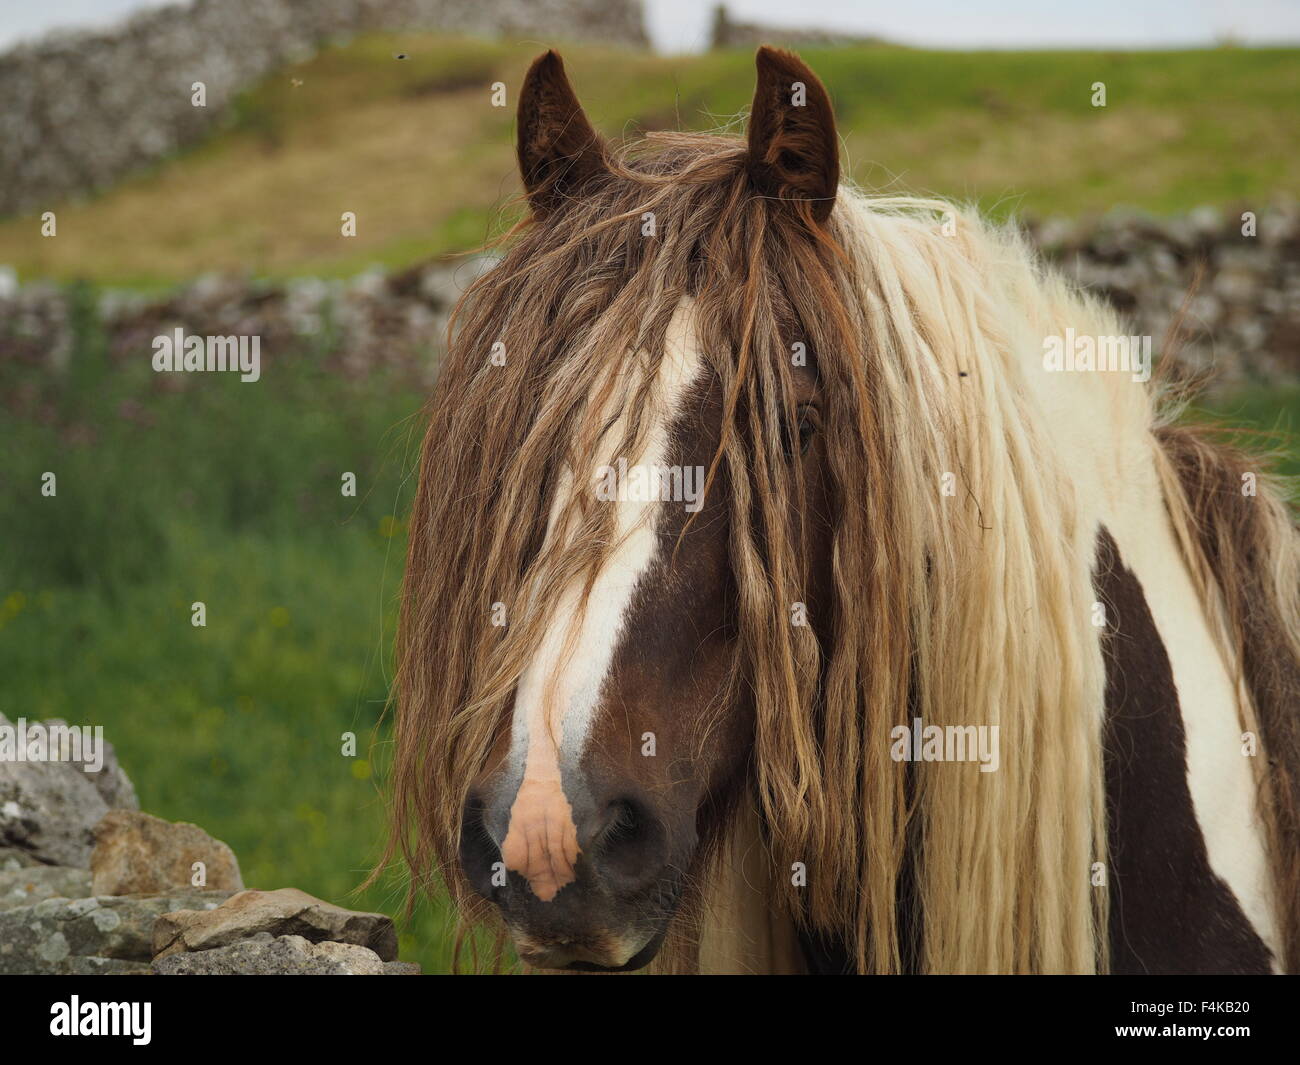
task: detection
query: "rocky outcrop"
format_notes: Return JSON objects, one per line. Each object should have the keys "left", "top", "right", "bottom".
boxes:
{"left": 0, "top": 716, "right": 418, "bottom": 975}
{"left": 91, "top": 810, "right": 244, "bottom": 896}
{"left": 0, "top": 0, "right": 648, "bottom": 219}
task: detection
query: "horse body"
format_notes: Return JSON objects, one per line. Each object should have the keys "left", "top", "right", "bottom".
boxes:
{"left": 387, "top": 48, "right": 1300, "bottom": 974}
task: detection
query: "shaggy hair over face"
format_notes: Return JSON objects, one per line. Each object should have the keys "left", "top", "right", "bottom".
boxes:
{"left": 379, "top": 129, "right": 1300, "bottom": 974}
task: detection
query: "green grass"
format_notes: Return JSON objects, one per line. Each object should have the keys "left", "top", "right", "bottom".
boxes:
{"left": 0, "top": 36, "right": 1296, "bottom": 285}
{"left": 1191, "top": 385, "right": 1300, "bottom": 481}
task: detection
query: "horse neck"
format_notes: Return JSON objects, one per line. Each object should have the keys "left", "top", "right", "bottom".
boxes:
{"left": 1017, "top": 280, "right": 1282, "bottom": 963}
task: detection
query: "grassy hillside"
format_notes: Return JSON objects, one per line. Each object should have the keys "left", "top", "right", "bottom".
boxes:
{"left": 1, "top": 35, "right": 1297, "bottom": 285}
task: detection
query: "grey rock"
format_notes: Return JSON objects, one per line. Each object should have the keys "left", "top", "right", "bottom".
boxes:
{"left": 0, "top": 890, "right": 232, "bottom": 973}
{"left": 153, "top": 887, "right": 396, "bottom": 961}
{"left": 43, "top": 717, "right": 139, "bottom": 812}
{"left": 0, "top": 865, "right": 92, "bottom": 911}
{"left": 49, "top": 955, "right": 153, "bottom": 975}
{"left": 0, "top": 846, "right": 43, "bottom": 871}
{"left": 152, "top": 932, "right": 387, "bottom": 975}
{"left": 0, "top": 713, "right": 138, "bottom": 868}
{"left": 1189, "top": 204, "right": 1224, "bottom": 238}
{"left": 91, "top": 810, "right": 243, "bottom": 896}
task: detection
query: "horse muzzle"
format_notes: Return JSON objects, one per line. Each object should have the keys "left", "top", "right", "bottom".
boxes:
{"left": 459, "top": 781, "right": 692, "bottom": 971}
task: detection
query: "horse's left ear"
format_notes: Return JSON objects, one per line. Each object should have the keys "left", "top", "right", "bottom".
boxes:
{"left": 746, "top": 46, "right": 839, "bottom": 224}
{"left": 516, "top": 50, "right": 609, "bottom": 216}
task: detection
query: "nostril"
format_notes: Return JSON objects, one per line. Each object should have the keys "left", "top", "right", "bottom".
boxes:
{"left": 587, "top": 797, "right": 667, "bottom": 888}
{"left": 458, "top": 793, "right": 503, "bottom": 900}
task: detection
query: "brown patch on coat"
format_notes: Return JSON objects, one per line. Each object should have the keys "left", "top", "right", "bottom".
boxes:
{"left": 1094, "top": 525, "right": 1273, "bottom": 973}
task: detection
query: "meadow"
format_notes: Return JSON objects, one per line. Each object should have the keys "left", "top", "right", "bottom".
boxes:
{"left": 1, "top": 34, "right": 1297, "bottom": 973}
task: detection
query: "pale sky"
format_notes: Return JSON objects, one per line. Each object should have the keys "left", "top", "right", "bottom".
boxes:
{"left": 2, "top": 0, "right": 1298, "bottom": 52}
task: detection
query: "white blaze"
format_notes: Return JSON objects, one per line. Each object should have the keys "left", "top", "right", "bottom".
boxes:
{"left": 500, "top": 301, "right": 705, "bottom": 902}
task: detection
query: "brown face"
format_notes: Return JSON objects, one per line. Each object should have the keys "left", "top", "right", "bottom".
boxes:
{"left": 457, "top": 349, "right": 835, "bottom": 970}
{"left": 455, "top": 47, "right": 841, "bottom": 971}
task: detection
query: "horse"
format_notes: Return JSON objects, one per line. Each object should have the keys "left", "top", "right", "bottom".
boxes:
{"left": 382, "top": 46, "right": 1300, "bottom": 973}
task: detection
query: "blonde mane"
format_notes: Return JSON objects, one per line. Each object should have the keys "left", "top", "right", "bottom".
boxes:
{"left": 381, "top": 130, "right": 1300, "bottom": 974}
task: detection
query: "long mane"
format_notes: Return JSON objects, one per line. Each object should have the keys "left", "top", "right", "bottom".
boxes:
{"left": 381, "top": 129, "right": 1300, "bottom": 973}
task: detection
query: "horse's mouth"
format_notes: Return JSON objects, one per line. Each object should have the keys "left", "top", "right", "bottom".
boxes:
{"left": 511, "top": 926, "right": 665, "bottom": 972}
{"left": 491, "top": 857, "right": 688, "bottom": 971}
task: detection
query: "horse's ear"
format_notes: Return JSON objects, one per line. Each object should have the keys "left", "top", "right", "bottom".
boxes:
{"left": 746, "top": 46, "right": 839, "bottom": 224}
{"left": 516, "top": 50, "right": 609, "bottom": 216}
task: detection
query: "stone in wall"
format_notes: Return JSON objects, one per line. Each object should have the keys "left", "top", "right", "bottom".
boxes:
{"left": 152, "top": 931, "right": 415, "bottom": 974}
{"left": 0, "top": 891, "right": 234, "bottom": 974}
{"left": 91, "top": 810, "right": 244, "bottom": 896}
{"left": 153, "top": 887, "right": 397, "bottom": 960}
{"left": 0, "top": 712, "right": 139, "bottom": 867}
{"left": 1025, "top": 203, "right": 1300, "bottom": 384}
{"left": 0, "top": 865, "right": 92, "bottom": 911}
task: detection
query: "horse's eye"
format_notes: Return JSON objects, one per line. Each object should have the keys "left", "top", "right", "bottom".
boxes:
{"left": 797, "top": 417, "right": 816, "bottom": 456}
{"left": 781, "top": 405, "right": 818, "bottom": 461}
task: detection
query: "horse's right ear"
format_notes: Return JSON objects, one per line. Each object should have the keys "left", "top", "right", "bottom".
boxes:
{"left": 516, "top": 51, "right": 609, "bottom": 216}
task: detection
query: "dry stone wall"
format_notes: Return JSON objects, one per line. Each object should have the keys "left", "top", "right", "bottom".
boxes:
{"left": 0, "top": 0, "right": 648, "bottom": 217}
{"left": 2, "top": 206, "right": 1294, "bottom": 391}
